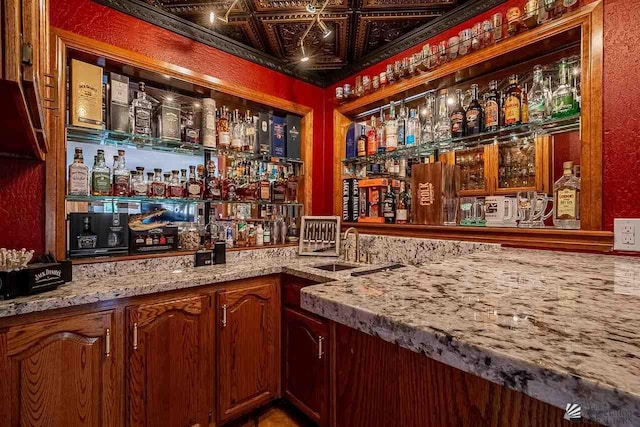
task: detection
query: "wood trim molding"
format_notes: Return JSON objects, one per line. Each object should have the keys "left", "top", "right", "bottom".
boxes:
{"left": 341, "top": 222, "right": 613, "bottom": 252}
{"left": 45, "top": 28, "right": 315, "bottom": 259}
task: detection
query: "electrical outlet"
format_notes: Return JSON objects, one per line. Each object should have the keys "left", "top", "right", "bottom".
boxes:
{"left": 614, "top": 219, "right": 640, "bottom": 252}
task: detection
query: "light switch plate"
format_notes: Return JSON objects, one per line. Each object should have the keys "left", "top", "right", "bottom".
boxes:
{"left": 614, "top": 219, "right": 640, "bottom": 252}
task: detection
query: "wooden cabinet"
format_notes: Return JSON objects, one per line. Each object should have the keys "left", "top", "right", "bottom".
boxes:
{"left": 0, "top": 0, "right": 51, "bottom": 159}
{"left": 283, "top": 307, "right": 329, "bottom": 426}
{"left": 0, "top": 311, "right": 119, "bottom": 426}
{"left": 127, "top": 295, "right": 213, "bottom": 427}
{"left": 216, "top": 277, "right": 281, "bottom": 424}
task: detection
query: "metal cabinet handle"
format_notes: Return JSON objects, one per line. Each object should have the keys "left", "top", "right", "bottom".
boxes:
{"left": 318, "top": 336, "right": 324, "bottom": 360}
{"left": 221, "top": 304, "right": 227, "bottom": 327}
{"left": 133, "top": 322, "right": 138, "bottom": 350}
{"left": 105, "top": 328, "right": 111, "bottom": 357}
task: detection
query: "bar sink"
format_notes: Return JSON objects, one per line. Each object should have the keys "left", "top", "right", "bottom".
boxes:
{"left": 312, "top": 262, "right": 358, "bottom": 272}
{"left": 350, "top": 264, "right": 404, "bottom": 277}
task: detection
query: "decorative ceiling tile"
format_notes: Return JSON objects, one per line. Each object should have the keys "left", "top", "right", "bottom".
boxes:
{"left": 159, "top": 0, "right": 248, "bottom": 14}
{"left": 252, "top": 0, "right": 348, "bottom": 12}
{"left": 360, "top": 0, "right": 456, "bottom": 9}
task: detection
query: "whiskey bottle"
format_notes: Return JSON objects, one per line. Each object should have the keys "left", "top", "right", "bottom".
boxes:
{"left": 112, "top": 150, "right": 130, "bottom": 196}
{"left": 180, "top": 169, "right": 188, "bottom": 197}
{"left": 434, "top": 89, "right": 451, "bottom": 143}
{"left": 504, "top": 74, "right": 522, "bottom": 126}
{"left": 553, "top": 161, "right": 580, "bottom": 229}
{"left": 272, "top": 168, "right": 287, "bottom": 203}
{"left": 131, "top": 167, "right": 148, "bottom": 196}
{"left": 528, "top": 65, "right": 551, "bottom": 122}
{"left": 230, "top": 109, "right": 244, "bottom": 150}
{"left": 552, "top": 58, "right": 576, "bottom": 118}
{"left": 465, "top": 84, "right": 483, "bottom": 135}
{"left": 450, "top": 89, "right": 466, "bottom": 138}
{"left": 77, "top": 216, "right": 98, "bottom": 249}
{"left": 169, "top": 170, "right": 184, "bottom": 198}
{"left": 68, "top": 147, "right": 89, "bottom": 196}
{"left": 187, "top": 165, "right": 203, "bottom": 199}
{"left": 484, "top": 80, "right": 501, "bottom": 132}
{"left": 151, "top": 168, "right": 165, "bottom": 198}
{"left": 244, "top": 110, "right": 256, "bottom": 152}
{"left": 383, "top": 185, "right": 396, "bottom": 224}
{"left": 286, "top": 167, "right": 298, "bottom": 203}
{"left": 357, "top": 125, "right": 367, "bottom": 157}
{"left": 259, "top": 165, "right": 271, "bottom": 202}
{"left": 217, "top": 107, "right": 231, "bottom": 148}
{"left": 521, "top": 84, "right": 529, "bottom": 124}
{"left": 396, "top": 182, "right": 410, "bottom": 224}
{"left": 131, "top": 82, "right": 152, "bottom": 136}
{"left": 376, "top": 110, "right": 386, "bottom": 153}
{"left": 91, "top": 149, "right": 111, "bottom": 196}
{"left": 146, "top": 172, "right": 155, "bottom": 196}
{"left": 182, "top": 110, "right": 200, "bottom": 144}
{"left": 366, "top": 116, "right": 378, "bottom": 155}
{"left": 163, "top": 172, "right": 172, "bottom": 197}
{"left": 385, "top": 101, "right": 398, "bottom": 151}
{"left": 405, "top": 109, "right": 419, "bottom": 146}
{"left": 397, "top": 101, "right": 407, "bottom": 146}
{"left": 205, "top": 160, "right": 222, "bottom": 200}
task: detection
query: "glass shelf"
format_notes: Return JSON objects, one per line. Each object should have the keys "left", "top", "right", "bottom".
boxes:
{"left": 66, "top": 125, "right": 303, "bottom": 164}
{"left": 342, "top": 114, "right": 580, "bottom": 164}
{"left": 65, "top": 194, "right": 303, "bottom": 206}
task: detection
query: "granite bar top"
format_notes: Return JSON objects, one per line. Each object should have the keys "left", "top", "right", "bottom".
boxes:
{"left": 301, "top": 249, "right": 640, "bottom": 427}
{"left": 0, "top": 256, "right": 386, "bottom": 318}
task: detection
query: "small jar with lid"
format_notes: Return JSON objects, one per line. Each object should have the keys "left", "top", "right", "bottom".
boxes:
{"left": 335, "top": 86, "right": 344, "bottom": 100}
{"left": 343, "top": 83, "right": 352, "bottom": 98}
{"left": 372, "top": 75, "right": 380, "bottom": 90}
{"left": 362, "top": 75, "right": 371, "bottom": 93}
{"left": 178, "top": 223, "right": 201, "bottom": 251}
{"left": 379, "top": 71, "right": 387, "bottom": 86}
{"left": 386, "top": 64, "right": 395, "bottom": 84}
{"left": 354, "top": 76, "right": 364, "bottom": 97}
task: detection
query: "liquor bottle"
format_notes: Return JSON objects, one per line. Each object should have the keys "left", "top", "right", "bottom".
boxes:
{"left": 217, "top": 107, "right": 231, "bottom": 148}
{"left": 521, "top": 84, "right": 529, "bottom": 124}
{"left": 397, "top": 101, "right": 407, "bottom": 146}
{"left": 286, "top": 167, "right": 298, "bottom": 202}
{"left": 151, "top": 169, "right": 165, "bottom": 198}
{"left": 187, "top": 165, "right": 204, "bottom": 199}
{"left": 377, "top": 110, "right": 386, "bottom": 153}
{"left": 465, "top": 84, "right": 483, "bottom": 135}
{"left": 179, "top": 169, "right": 188, "bottom": 197}
{"left": 528, "top": 64, "right": 551, "bottom": 122}
{"left": 273, "top": 168, "right": 287, "bottom": 202}
{"left": 484, "top": 80, "right": 501, "bottom": 132}
{"left": 366, "top": 116, "right": 378, "bottom": 155}
{"left": 450, "top": 89, "right": 466, "bottom": 138}
{"left": 77, "top": 216, "right": 98, "bottom": 249}
{"left": 163, "top": 172, "right": 172, "bottom": 197}
{"left": 405, "top": 109, "right": 419, "bottom": 146}
{"left": 91, "top": 149, "right": 111, "bottom": 196}
{"left": 131, "top": 167, "right": 147, "bottom": 196}
{"left": 231, "top": 109, "right": 244, "bottom": 150}
{"left": 383, "top": 185, "right": 396, "bottom": 224}
{"left": 244, "top": 110, "right": 256, "bottom": 152}
{"left": 504, "top": 74, "right": 522, "bottom": 126}
{"left": 112, "top": 150, "right": 130, "bottom": 196}
{"left": 434, "top": 89, "right": 451, "bottom": 143}
{"left": 146, "top": 172, "right": 155, "bottom": 196}
{"left": 256, "top": 223, "right": 264, "bottom": 246}
{"left": 205, "top": 160, "right": 222, "bottom": 200}
{"left": 385, "top": 101, "right": 398, "bottom": 151}
{"left": 68, "top": 147, "right": 89, "bottom": 195}
{"left": 131, "top": 82, "right": 152, "bottom": 136}
{"left": 552, "top": 58, "right": 576, "bottom": 118}
{"left": 396, "top": 182, "right": 410, "bottom": 224}
{"left": 259, "top": 164, "right": 271, "bottom": 202}
{"left": 182, "top": 110, "right": 200, "bottom": 144}
{"left": 169, "top": 170, "right": 184, "bottom": 198}
{"left": 357, "top": 125, "right": 367, "bottom": 157}
{"left": 201, "top": 98, "right": 216, "bottom": 148}
{"left": 420, "top": 92, "right": 436, "bottom": 145}
{"left": 263, "top": 221, "right": 271, "bottom": 245}
{"left": 553, "top": 161, "right": 580, "bottom": 229}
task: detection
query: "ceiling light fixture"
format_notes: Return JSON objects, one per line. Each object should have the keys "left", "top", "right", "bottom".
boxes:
{"left": 298, "top": 0, "right": 331, "bottom": 62}
{"left": 300, "top": 43, "right": 310, "bottom": 62}
{"left": 217, "top": 0, "right": 240, "bottom": 24}
{"left": 318, "top": 20, "right": 332, "bottom": 39}
{"left": 209, "top": 11, "right": 215, "bottom": 24}
{"left": 305, "top": 3, "right": 317, "bottom": 14}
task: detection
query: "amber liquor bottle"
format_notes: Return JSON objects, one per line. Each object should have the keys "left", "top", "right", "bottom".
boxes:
{"left": 205, "top": 160, "right": 221, "bottom": 200}
{"left": 150, "top": 169, "right": 166, "bottom": 198}
{"left": 504, "top": 74, "right": 522, "bottom": 126}
{"left": 272, "top": 168, "right": 287, "bottom": 203}
{"left": 285, "top": 167, "right": 298, "bottom": 203}
{"left": 450, "top": 89, "right": 466, "bottom": 138}
{"left": 187, "top": 165, "right": 204, "bottom": 199}
{"left": 259, "top": 164, "right": 271, "bottom": 202}
{"left": 484, "top": 80, "right": 501, "bottom": 132}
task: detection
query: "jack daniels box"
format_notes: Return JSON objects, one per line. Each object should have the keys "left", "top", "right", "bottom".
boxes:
{"left": 341, "top": 178, "right": 360, "bottom": 222}
{"left": 1, "top": 262, "right": 68, "bottom": 299}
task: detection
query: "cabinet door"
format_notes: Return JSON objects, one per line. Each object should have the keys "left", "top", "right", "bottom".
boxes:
{"left": 216, "top": 278, "right": 280, "bottom": 424}
{"left": 0, "top": 311, "right": 119, "bottom": 426}
{"left": 283, "top": 307, "right": 329, "bottom": 426}
{"left": 127, "top": 295, "right": 212, "bottom": 427}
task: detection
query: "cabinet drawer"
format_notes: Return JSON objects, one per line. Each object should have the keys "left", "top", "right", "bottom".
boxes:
{"left": 283, "top": 275, "right": 319, "bottom": 310}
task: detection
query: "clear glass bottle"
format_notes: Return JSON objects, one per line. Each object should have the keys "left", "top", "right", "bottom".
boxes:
{"left": 131, "top": 82, "right": 153, "bottom": 136}
{"left": 484, "top": 80, "right": 501, "bottom": 132}
{"left": 131, "top": 167, "right": 148, "bottom": 196}
{"left": 367, "top": 116, "right": 378, "bottom": 156}
{"left": 528, "top": 64, "right": 551, "bottom": 122}
{"left": 169, "top": 170, "right": 184, "bottom": 198}
{"left": 150, "top": 168, "right": 165, "bottom": 198}
{"left": 553, "top": 161, "right": 580, "bottom": 229}
{"left": 187, "top": 165, "right": 204, "bottom": 199}
{"left": 217, "top": 106, "right": 231, "bottom": 148}
{"left": 244, "top": 110, "right": 256, "bottom": 152}
{"left": 405, "top": 109, "right": 419, "bottom": 146}
{"left": 434, "top": 90, "right": 451, "bottom": 144}
{"left": 68, "top": 147, "right": 89, "bottom": 195}
{"left": 465, "top": 84, "right": 483, "bottom": 135}
{"left": 91, "top": 149, "right": 111, "bottom": 196}
{"left": 552, "top": 58, "right": 576, "bottom": 118}
{"left": 450, "top": 89, "right": 466, "bottom": 138}
{"left": 385, "top": 101, "right": 398, "bottom": 151}
{"left": 420, "top": 92, "right": 436, "bottom": 145}
{"left": 376, "top": 110, "right": 386, "bottom": 153}
{"left": 112, "top": 149, "right": 130, "bottom": 196}
{"left": 397, "top": 100, "right": 407, "bottom": 146}
{"left": 231, "top": 109, "right": 244, "bottom": 150}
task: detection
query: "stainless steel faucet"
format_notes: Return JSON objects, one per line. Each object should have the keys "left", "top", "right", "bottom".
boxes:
{"left": 343, "top": 227, "right": 360, "bottom": 263}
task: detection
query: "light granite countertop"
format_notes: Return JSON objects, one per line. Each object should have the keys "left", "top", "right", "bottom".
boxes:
{"left": 0, "top": 256, "right": 389, "bottom": 318}
{"left": 301, "top": 249, "right": 640, "bottom": 427}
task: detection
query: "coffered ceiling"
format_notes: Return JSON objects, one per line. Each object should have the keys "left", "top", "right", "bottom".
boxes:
{"left": 94, "top": 0, "right": 506, "bottom": 86}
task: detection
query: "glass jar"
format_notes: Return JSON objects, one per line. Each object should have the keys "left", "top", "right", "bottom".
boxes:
{"left": 178, "top": 223, "right": 201, "bottom": 250}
